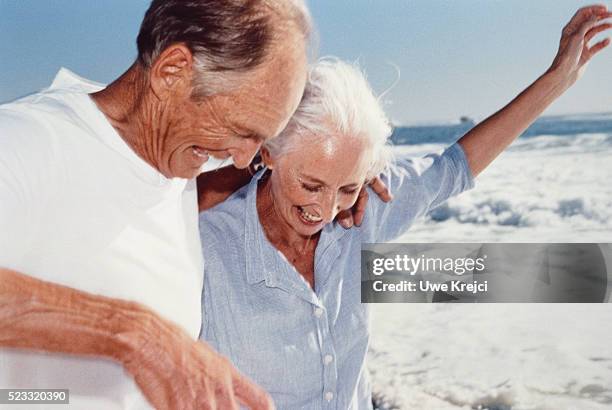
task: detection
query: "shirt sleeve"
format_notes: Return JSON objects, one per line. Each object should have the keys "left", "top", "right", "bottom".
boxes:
{"left": 361, "top": 143, "right": 475, "bottom": 243}
{"left": 0, "top": 109, "right": 51, "bottom": 268}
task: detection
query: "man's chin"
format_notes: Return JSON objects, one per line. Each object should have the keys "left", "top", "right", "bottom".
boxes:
{"left": 164, "top": 164, "right": 201, "bottom": 179}
{"left": 166, "top": 154, "right": 208, "bottom": 179}
{"left": 178, "top": 168, "right": 202, "bottom": 179}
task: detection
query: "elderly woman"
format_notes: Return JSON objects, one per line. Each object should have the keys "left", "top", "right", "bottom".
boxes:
{"left": 198, "top": 6, "right": 611, "bottom": 409}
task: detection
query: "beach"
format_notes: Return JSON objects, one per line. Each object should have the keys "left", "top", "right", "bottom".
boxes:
{"left": 369, "top": 114, "right": 612, "bottom": 409}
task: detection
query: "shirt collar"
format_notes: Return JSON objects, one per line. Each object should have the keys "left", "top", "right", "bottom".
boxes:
{"left": 49, "top": 68, "right": 179, "bottom": 187}
{"left": 243, "top": 169, "right": 272, "bottom": 285}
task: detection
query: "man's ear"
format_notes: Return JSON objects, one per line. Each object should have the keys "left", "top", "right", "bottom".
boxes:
{"left": 260, "top": 147, "right": 275, "bottom": 170}
{"left": 149, "top": 43, "right": 194, "bottom": 100}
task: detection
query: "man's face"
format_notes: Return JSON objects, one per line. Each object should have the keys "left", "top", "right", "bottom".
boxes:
{"left": 158, "top": 42, "right": 307, "bottom": 179}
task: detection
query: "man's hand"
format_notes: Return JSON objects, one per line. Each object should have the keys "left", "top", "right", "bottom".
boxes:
{"left": 337, "top": 176, "right": 393, "bottom": 228}
{"left": 0, "top": 268, "right": 273, "bottom": 410}
{"left": 197, "top": 165, "right": 253, "bottom": 212}
{"left": 121, "top": 319, "right": 275, "bottom": 410}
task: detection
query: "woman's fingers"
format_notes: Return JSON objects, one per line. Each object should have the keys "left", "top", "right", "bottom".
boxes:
{"left": 585, "top": 22, "right": 612, "bottom": 43}
{"left": 577, "top": 13, "right": 608, "bottom": 39}
{"left": 575, "top": 4, "right": 608, "bottom": 23}
{"left": 582, "top": 13, "right": 612, "bottom": 37}
{"left": 583, "top": 19, "right": 612, "bottom": 61}
{"left": 588, "top": 37, "right": 611, "bottom": 57}
{"left": 565, "top": 6, "right": 609, "bottom": 36}
{"left": 599, "top": 11, "right": 612, "bottom": 19}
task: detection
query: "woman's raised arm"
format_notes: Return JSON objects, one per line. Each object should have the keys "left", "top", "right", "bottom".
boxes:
{"left": 459, "top": 5, "right": 612, "bottom": 177}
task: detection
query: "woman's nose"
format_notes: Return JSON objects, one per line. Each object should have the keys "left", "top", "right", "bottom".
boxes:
{"left": 320, "top": 193, "right": 340, "bottom": 222}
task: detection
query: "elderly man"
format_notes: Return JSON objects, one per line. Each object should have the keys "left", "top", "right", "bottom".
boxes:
{"left": 0, "top": 0, "right": 308, "bottom": 409}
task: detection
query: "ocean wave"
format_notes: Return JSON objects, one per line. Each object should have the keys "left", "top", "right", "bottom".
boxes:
{"left": 392, "top": 115, "right": 612, "bottom": 146}
{"left": 507, "top": 133, "right": 612, "bottom": 152}
{"left": 369, "top": 304, "right": 612, "bottom": 410}
{"left": 427, "top": 197, "right": 610, "bottom": 227}
{"left": 390, "top": 125, "right": 612, "bottom": 243}
{"left": 544, "top": 112, "right": 612, "bottom": 122}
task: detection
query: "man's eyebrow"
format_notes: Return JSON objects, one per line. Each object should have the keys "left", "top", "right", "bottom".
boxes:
{"left": 234, "top": 124, "right": 265, "bottom": 141}
{"left": 247, "top": 130, "right": 266, "bottom": 141}
{"left": 246, "top": 131, "right": 266, "bottom": 141}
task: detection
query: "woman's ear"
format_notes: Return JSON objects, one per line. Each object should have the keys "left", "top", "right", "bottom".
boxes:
{"left": 261, "top": 147, "right": 275, "bottom": 170}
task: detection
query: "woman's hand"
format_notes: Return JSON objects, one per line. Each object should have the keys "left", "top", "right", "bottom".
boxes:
{"left": 457, "top": 5, "right": 612, "bottom": 177}
{"left": 548, "top": 4, "right": 612, "bottom": 88}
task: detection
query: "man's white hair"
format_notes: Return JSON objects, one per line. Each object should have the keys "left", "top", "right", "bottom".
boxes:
{"left": 265, "top": 58, "right": 393, "bottom": 179}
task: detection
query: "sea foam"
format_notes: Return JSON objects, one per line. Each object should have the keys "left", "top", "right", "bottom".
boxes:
{"left": 371, "top": 123, "right": 612, "bottom": 409}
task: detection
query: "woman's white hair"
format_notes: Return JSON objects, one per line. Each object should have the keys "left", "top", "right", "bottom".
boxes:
{"left": 264, "top": 57, "right": 393, "bottom": 179}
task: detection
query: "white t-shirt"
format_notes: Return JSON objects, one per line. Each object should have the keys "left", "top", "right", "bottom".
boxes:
{"left": 0, "top": 69, "right": 204, "bottom": 409}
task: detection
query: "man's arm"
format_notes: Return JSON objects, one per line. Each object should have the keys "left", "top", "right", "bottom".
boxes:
{"left": 0, "top": 267, "right": 273, "bottom": 410}
{"left": 0, "top": 267, "right": 134, "bottom": 357}
{"left": 197, "top": 166, "right": 253, "bottom": 212}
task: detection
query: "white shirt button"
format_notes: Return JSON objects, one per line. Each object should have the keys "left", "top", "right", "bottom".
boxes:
{"left": 323, "top": 354, "right": 333, "bottom": 365}
{"left": 325, "top": 391, "right": 334, "bottom": 402}
{"left": 314, "top": 307, "right": 324, "bottom": 317}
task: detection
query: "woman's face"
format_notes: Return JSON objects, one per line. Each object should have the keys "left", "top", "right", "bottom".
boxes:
{"left": 265, "top": 131, "right": 373, "bottom": 237}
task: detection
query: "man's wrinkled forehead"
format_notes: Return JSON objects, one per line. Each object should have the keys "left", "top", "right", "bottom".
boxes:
{"left": 228, "top": 55, "right": 306, "bottom": 139}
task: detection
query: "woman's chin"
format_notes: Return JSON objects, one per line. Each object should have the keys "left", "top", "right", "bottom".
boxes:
{"left": 297, "top": 224, "right": 324, "bottom": 237}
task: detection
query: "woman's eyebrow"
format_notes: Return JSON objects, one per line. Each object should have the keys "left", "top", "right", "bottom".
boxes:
{"left": 300, "top": 173, "right": 327, "bottom": 186}
{"left": 300, "top": 174, "right": 360, "bottom": 189}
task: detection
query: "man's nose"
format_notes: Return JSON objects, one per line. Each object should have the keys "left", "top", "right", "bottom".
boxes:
{"left": 231, "top": 140, "right": 263, "bottom": 169}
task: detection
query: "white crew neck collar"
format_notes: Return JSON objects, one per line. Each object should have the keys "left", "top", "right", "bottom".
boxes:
{"left": 51, "top": 68, "right": 183, "bottom": 187}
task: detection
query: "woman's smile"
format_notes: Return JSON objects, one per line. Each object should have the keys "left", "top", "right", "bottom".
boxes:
{"left": 296, "top": 205, "right": 323, "bottom": 225}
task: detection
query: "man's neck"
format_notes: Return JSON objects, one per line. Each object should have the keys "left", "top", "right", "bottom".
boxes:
{"left": 89, "top": 63, "right": 163, "bottom": 173}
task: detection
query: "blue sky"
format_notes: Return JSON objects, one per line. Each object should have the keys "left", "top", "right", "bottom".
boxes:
{"left": 1, "top": 0, "right": 610, "bottom": 124}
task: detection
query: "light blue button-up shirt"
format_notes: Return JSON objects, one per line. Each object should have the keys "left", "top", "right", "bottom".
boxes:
{"left": 199, "top": 143, "right": 474, "bottom": 409}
